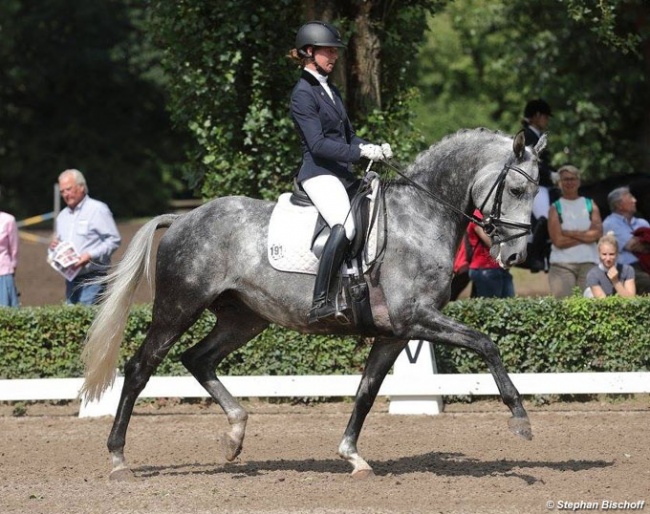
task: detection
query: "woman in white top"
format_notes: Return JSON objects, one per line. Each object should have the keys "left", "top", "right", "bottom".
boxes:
{"left": 547, "top": 165, "right": 603, "bottom": 297}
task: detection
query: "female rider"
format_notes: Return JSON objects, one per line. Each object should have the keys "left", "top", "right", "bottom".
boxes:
{"left": 289, "top": 20, "right": 391, "bottom": 323}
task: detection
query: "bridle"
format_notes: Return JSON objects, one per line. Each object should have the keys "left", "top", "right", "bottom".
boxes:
{"left": 381, "top": 159, "right": 539, "bottom": 244}
{"left": 477, "top": 162, "right": 539, "bottom": 243}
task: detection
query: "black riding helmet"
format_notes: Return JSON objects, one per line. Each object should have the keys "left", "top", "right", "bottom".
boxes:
{"left": 524, "top": 98, "right": 552, "bottom": 118}
{"left": 295, "top": 21, "right": 346, "bottom": 58}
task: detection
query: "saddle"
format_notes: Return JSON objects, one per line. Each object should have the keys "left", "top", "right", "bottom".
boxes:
{"left": 267, "top": 173, "right": 384, "bottom": 330}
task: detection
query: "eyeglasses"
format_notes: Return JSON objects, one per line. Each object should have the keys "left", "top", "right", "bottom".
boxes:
{"left": 560, "top": 177, "right": 579, "bottom": 182}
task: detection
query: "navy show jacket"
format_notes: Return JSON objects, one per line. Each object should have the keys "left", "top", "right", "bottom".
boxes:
{"left": 290, "top": 70, "right": 367, "bottom": 187}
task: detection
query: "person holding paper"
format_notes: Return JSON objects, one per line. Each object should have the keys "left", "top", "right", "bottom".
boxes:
{"left": 50, "top": 169, "right": 121, "bottom": 305}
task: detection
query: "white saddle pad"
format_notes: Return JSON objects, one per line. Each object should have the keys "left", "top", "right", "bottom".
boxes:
{"left": 267, "top": 181, "right": 380, "bottom": 275}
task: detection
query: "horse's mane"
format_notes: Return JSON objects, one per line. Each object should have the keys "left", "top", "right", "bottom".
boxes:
{"left": 382, "top": 127, "right": 513, "bottom": 189}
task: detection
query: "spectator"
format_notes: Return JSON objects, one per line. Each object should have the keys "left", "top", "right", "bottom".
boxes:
{"left": 521, "top": 98, "right": 557, "bottom": 273}
{"left": 450, "top": 233, "right": 473, "bottom": 300}
{"left": 547, "top": 165, "right": 602, "bottom": 297}
{"left": 585, "top": 232, "right": 635, "bottom": 298}
{"left": 0, "top": 189, "right": 19, "bottom": 307}
{"left": 602, "top": 186, "right": 650, "bottom": 295}
{"left": 50, "top": 169, "right": 121, "bottom": 305}
{"left": 467, "top": 210, "right": 514, "bottom": 298}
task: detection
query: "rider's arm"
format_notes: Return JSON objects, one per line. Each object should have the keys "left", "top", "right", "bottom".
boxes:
{"left": 590, "top": 284, "right": 607, "bottom": 298}
{"left": 290, "top": 86, "right": 363, "bottom": 163}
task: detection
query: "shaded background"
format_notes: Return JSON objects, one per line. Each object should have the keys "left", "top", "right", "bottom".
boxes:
{"left": 2, "top": 0, "right": 649, "bottom": 220}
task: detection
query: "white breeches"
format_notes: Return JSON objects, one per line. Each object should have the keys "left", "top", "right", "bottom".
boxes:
{"left": 301, "top": 175, "right": 356, "bottom": 240}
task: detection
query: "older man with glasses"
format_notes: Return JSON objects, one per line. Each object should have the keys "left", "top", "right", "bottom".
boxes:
{"left": 602, "top": 186, "right": 650, "bottom": 295}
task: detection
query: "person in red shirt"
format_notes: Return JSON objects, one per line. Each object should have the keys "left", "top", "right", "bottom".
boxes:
{"left": 467, "top": 209, "right": 515, "bottom": 298}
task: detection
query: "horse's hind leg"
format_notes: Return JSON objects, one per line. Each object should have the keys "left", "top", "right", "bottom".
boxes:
{"left": 180, "top": 298, "right": 269, "bottom": 463}
{"left": 107, "top": 314, "right": 198, "bottom": 480}
{"left": 339, "top": 337, "right": 408, "bottom": 478}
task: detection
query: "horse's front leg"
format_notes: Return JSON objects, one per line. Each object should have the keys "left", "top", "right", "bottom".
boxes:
{"left": 339, "top": 337, "right": 408, "bottom": 478}
{"left": 404, "top": 310, "right": 532, "bottom": 440}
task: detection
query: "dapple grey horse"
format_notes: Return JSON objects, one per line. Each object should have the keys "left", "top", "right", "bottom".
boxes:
{"left": 81, "top": 128, "right": 546, "bottom": 479}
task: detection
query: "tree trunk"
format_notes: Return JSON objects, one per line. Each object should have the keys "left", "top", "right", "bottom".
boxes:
{"left": 299, "top": 0, "right": 382, "bottom": 121}
{"left": 347, "top": 1, "right": 382, "bottom": 121}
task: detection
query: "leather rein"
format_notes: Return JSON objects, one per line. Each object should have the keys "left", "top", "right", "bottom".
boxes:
{"left": 379, "top": 159, "right": 538, "bottom": 244}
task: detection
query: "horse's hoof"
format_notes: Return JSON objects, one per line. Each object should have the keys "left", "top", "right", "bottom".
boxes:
{"left": 222, "top": 433, "right": 243, "bottom": 462}
{"left": 351, "top": 468, "right": 375, "bottom": 480}
{"left": 109, "top": 467, "right": 136, "bottom": 482}
{"left": 508, "top": 416, "right": 533, "bottom": 440}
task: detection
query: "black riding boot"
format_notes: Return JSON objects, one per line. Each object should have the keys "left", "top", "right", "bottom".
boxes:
{"left": 528, "top": 216, "right": 549, "bottom": 273}
{"left": 309, "top": 224, "right": 350, "bottom": 324}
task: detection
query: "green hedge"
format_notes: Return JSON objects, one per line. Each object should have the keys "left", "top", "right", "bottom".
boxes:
{"left": 1, "top": 296, "right": 648, "bottom": 380}
{"left": 440, "top": 296, "right": 650, "bottom": 373}
{"left": 0, "top": 305, "right": 369, "bottom": 379}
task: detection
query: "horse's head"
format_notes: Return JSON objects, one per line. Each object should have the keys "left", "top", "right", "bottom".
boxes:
{"left": 472, "top": 131, "right": 546, "bottom": 268}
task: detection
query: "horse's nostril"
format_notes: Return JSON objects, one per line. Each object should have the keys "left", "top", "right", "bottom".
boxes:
{"left": 506, "top": 253, "right": 520, "bottom": 266}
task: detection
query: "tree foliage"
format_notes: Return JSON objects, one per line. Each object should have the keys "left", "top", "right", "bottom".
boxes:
{"left": 0, "top": 0, "right": 188, "bottom": 219}
{"left": 3, "top": 0, "right": 647, "bottom": 219}
{"left": 148, "top": 0, "right": 446, "bottom": 201}
{"left": 416, "top": 0, "right": 650, "bottom": 181}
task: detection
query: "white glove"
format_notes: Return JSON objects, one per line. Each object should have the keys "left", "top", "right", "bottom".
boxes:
{"left": 359, "top": 144, "right": 384, "bottom": 161}
{"left": 381, "top": 143, "right": 393, "bottom": 159}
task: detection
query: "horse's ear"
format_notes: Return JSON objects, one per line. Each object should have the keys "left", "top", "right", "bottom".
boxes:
{"left": 513, "top": 130, "right": 526, "bottom": 161}
{"left": 534, "top": 133, "right": 548, "bottom": 156}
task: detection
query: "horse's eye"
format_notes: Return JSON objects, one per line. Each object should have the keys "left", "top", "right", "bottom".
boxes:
{"left": 510, "top": 187, "right": 525, "bottom": 198}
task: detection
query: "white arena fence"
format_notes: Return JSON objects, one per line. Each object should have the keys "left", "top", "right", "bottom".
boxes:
{"left": 0, "top": 341, "right": 648, "bottom": 418}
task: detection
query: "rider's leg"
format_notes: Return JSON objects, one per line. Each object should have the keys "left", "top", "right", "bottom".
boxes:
{"left": 309, "top": 224, "right": 349, "bottom": 322}
{"left": 302, "top": 175, "right": 355, "bottom": 323}
{"left": 302, "top": 175, "right": 356, "bottom": 240}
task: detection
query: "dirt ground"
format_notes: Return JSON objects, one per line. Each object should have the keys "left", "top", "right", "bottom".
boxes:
{"left": 15, "top": 220, "right": 550, "bottom": 307}
{"left": 1, "top": 397, "right": 648, "bottom": 514}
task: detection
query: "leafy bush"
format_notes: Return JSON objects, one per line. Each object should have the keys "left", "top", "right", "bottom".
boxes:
{"left": 439, "top": 296, "right": 650, "bottom": 373}
{"left": 1, "top": 296, "right": 648, "bottom": 380}
{"left": 0, "top": 305, "right": 369, "bottom": 379}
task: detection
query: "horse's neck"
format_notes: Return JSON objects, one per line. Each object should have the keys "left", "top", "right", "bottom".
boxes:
{"left": 384, "top": 182, "right": 468, "bottom": 246}
{"left": 409, "top": 162, "right": 475, "bottom": 218}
